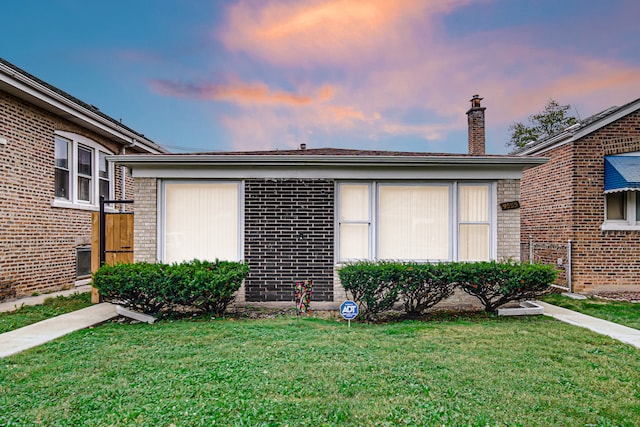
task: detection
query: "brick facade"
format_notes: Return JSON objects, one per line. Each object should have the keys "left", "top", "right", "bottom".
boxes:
{"left": 521, "top": 109, "right": 640, "bottom": 293}
{"left": 0, "top": 90, "right": 137, "bottom": 298}
{"left": 133, "top": 178, "right": 158, "bottom": 263}
{"left": 244, "top": 179, "right": 335, "bottom": 302}
{"left": 496, "top": 179, "right": 521, "bottom": 261}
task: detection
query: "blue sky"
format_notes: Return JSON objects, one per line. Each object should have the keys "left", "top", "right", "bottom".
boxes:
{"left": 1, "top": 0, "right": 638, "bottom": 154}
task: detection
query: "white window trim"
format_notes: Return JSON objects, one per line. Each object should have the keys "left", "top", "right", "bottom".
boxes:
{"left": 158, "top": 179, "right": 245, "bottom": 263}
{"left": 52, "top": 131, "right": 114, "bottom": 211}
{"left": 602, "top": 191, "right": 640, "bottom": 231}
{"left": 335, "top": 181, "right": 496, "bottom": 264}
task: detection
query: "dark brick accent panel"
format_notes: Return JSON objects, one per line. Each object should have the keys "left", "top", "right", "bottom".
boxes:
{"left": 244, "top": 179, "right": 334, "bottom": 302}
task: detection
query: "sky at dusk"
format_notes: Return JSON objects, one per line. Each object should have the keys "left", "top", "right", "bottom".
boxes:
{"left": 1, "top": 0, "right": 639, "bottom": 154}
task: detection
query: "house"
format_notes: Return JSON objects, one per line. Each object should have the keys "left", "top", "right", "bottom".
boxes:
{"left": 115, "top": 96, "right": 546, "bottom": 304}
{"left": 0, "top": 57, "right": 167, "bottom": 300}
{"left": 517, "top": 97, "right": 640, "bottom": 295}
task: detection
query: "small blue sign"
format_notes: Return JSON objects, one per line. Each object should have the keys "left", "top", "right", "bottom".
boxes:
{"left": 340, "top": 300, "right": 359, "bottom": 320}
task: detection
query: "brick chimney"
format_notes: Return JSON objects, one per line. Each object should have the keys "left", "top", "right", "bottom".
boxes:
{"left": 467, "top": 95, "right": 486, "bottom": 155}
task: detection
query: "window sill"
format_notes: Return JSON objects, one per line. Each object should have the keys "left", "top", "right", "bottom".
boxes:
{"left": 601, "top": 223, "right": 640, "bottom": 231}
{"left": 52, "top": 199, "right": 118, "bottom": 213}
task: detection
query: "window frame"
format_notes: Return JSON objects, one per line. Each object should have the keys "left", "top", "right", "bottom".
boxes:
{"left": 159, "top": 180, "right": 244, "bottom": 263}
{"left": 603, "top": 191, "right": 640, "bottom": 230}
{"left": 335, "top": 181, "right": 495, "bottom": 264}
{"left": 53, "top": 131, "right": 114, "bottom": 210}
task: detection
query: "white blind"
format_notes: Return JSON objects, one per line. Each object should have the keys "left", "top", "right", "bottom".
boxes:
{"left": 339, "top": 184, "right": 369, "bottom": 260}
{"left": 164, "top": 182, "right": 239, "bottom": 263}
{"left": 379, "top": 185, "right": 450, "bottom": 260}
{"left": 459, "top": 185, "right": 490, "bottom": 261}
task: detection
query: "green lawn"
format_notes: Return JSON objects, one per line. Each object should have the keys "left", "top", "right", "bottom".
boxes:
{"left": 542, "top": 293, "right": 640, "bottom": 330}
{"left": 1, "top": 315, "right": 639, "bottom": 426}
{"left": 0, "top": 292, "right": 92, "bottom": 334}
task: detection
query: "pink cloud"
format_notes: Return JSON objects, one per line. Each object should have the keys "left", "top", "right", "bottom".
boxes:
{"left": 198, "top": 0, "right": 640, "bottom": 152}
{"left": 218, "top": 0, "right": 475, "bottom": 67}
{"left": 149, "top": 78, "right": 336, "bottom": 106}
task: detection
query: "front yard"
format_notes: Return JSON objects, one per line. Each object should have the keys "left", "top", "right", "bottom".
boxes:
{"left": 1, "top": 314, "right": 639, "bottom": 426}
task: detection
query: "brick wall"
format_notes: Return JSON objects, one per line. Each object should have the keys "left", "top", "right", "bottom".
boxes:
{"left": 244, "top": 179, "right": 335, "bottom": 302}
{"left": 496, "top": 179, "right": 521, "bottom": 261}
{"left": 133, "top": 177, "right": 158, "bottom": 263}
{"left": 570, "top": 110, "right": 640, "bottom": 292}
{"left": 521, "top": 109, "right": 640, "bottom": 292}
{"left": 0, "top": 90, "right": 136, "bottom": 298}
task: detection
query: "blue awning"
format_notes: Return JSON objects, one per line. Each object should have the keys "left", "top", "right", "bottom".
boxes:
{"left": 604, "top": 155, "right": 640, "bottom": 193}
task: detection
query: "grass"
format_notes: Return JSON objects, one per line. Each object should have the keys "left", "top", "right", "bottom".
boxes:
{"left": 1, "top": 315, "right": 639, "bottom": 426}
{"left": 542, "top": 293, "right": 640, "bottom": 330}
{"left": 0, "top": 292, "right": 92, "bottom": 333}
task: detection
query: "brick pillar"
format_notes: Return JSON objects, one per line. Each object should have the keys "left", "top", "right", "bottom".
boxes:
{"left": 467, "top": 95, "right": 486, "bottom": 156}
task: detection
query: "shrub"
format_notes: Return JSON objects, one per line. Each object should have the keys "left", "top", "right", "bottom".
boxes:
{"left": 93, "top": 259, "right": 249, "bottom": 316}
{"left": 93, "top": 262, "right": 167, "bottom": 314}
{"left": 338, "top": 261, "right": 401, "bottom": 319}
{"left": 457, "top": 261, "right": 557, "bottom": 312}
{"left": 398, "top": 263, "right": 457, "bottom": 315}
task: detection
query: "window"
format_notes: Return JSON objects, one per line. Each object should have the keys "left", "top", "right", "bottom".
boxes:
{"left": 76, "top": 246, "right": 92, "bottom": 279}
{"left": 604, "top": 191, "right": 640, "bottom": 229}
{"left": 337, "top": 182, "right": 493, "bottom": 263}
{"left": 54, "top": 137, "right": 70, "bottom": 199}
{"left": 53, "top": 132, "right": 113, "bottom": 209}
{"left": 338, "top": 184, "right": 371, "bottom": 260}
{"left": 379, "top": 185, "right": 450, "bottom": 260}
{"left": 163, "top": 181, "right": 242, "bottom": 263}
{"left": 459, "top": 185, "right": 490, "bottom": 261}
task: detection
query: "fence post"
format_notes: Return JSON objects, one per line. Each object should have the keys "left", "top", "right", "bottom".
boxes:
{"left": 529, "top": 235, "right": 534, "bottom": 264}
{"left": 567, "top": 239, "right": 572, "bottom": 293}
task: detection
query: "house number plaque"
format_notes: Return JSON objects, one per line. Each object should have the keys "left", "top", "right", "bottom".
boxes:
{"left": 500, "top": 201, "right": 520, "bottom": 210}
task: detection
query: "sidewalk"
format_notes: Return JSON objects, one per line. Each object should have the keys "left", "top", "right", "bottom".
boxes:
{"left": 0, "top": 285, "right": 92, "bottom": 313}
{"left": 0, "top": 302, "right": 117, "bottom": 358}
{"left": 536, "top": 301, "right": 640, "bottom": 349}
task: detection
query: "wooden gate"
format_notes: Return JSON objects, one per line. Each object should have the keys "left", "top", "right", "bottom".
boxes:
{"left": 91, "top": 198, "right": 134, "bottom": 302}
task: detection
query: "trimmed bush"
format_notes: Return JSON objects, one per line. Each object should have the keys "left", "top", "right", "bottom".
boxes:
{"left": 93, "top": 259, "right": 249, "bottom": 316}
{"left": 339, "top": 260, "right": 557, "bottom": 317}
{"left": 398, "top": 263, "right": 457, "bottom": 315}
{"left": 338, "top": 261, "right": 401, "bottom": 319}
{"left": 457, "top": 261, "right": 557, "bottom": 312}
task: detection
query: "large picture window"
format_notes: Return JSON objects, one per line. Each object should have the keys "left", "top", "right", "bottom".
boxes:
{"left": 379, "top": 185, "right": 450, "bottom": 260}
{"left": 53, "top": 132, "right": 113, "bottom": 208}
{"left": 337, "top": 182, "right": 493, "bottom": 263}
{"left": 163, "top": 181, "right": 241, "bottom": 263}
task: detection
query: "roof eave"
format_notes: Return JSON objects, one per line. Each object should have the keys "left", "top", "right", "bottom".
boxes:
{"left": 111, "top": 154, "right": 548, "bottom": 169}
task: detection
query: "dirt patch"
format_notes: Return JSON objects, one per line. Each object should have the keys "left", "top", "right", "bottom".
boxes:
{"left": 593, "top": 292, "right": 640, "bottom": 303}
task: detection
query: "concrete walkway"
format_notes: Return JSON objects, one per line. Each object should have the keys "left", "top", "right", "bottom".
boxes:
{"left": 0, "top": 302, "right": 117, "bottom": 358}
{"left": 536, "top": 301, "right": 640, "bottom": 349}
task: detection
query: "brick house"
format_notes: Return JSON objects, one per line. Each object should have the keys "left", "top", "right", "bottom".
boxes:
{"left": 517, "top": 97, "right": 640, "bottom": 295}
{"left": 0, "top": 58, "right": 167, "bottom": 300}
{"left": 116, "top": 96, "right": 545, "bottom": 304}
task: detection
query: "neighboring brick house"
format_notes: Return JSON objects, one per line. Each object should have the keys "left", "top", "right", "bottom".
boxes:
{"left": 116, "top": 97, "right": 546, "bottom": 304}
{"left": 517, "top": 97, "right": 640, "bottom": 295}
{"left": 0, "top": 58, "right": 167, "bottom": 300}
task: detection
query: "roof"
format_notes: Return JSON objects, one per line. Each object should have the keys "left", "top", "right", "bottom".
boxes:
{"left": 516, "top": 97, "right": 640, "bottom": 156}
{"left": 0, "top": 57, "right": 168, "bottom": 154}
{"left": 604, "top": 155, "right": 640, "bottom": 193}
{"left": 111, "top": 148, "right": 548, "bottom": 181}
{"left": 164, "top": 147, "right": 519, "bottom": 157}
